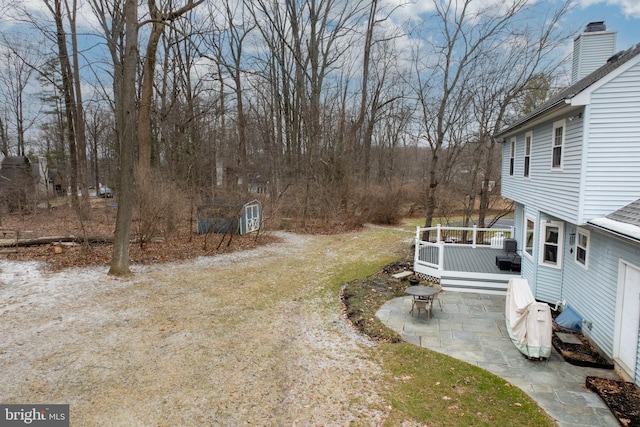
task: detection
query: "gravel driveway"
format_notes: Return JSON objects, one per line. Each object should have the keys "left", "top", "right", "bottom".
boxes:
{"left": 0, "top": 229, "right": 407, "bottom": 426}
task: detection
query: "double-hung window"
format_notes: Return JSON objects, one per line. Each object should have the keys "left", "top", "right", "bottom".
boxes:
{"left": 539, "top": 220, "right": 563, "bottom": 268}
{"left": 552, "top": 120, "right": 565, "bottom": 169}
{"left": 575, "top": 228, "right": 589, "bottom": 269}
{"left": 524, "top": 216, "right": 535, "bottom": 258}
{"left": 524, "top": 131, "right": 532, "bottom": 178}
{"left": 509, "top": 137, "right": 516, "bottom": 176}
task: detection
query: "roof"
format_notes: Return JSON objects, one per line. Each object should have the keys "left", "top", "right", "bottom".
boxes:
{"left": 1, "top": 156, "right": 30, "bottom": 168}
{"left": 198, "top": 196, "right": 261, "bottom": 217}
{"left": 496, "top": 42, "right": 640, "bottom": 138}
{"left": 588, "top": 199, "right": 640, "bottom": 243}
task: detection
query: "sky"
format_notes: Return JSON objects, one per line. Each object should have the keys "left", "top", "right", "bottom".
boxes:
{"left": 1, "top": 0, "right": 639, "bottom": 148}
{"left": 567, "top": 0, "right": 640, "bottom": 50}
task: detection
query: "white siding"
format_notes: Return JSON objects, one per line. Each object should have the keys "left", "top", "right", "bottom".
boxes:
{"left": 583, "top": 61, "right": 640, "bottom": 221}
{"left": 502, "top": 113, "right": 583, "bottom": 224}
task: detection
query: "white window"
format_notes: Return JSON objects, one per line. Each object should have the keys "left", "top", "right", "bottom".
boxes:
{"left": 551, "top": 120, "right": 565, "bottom": 169}
{"left": 524, "top": 131, "right": 532, "bottom": 178}
{"left": 524, "top": 216, "right": 535, "bottom": 258}
{"left": 575, "top": 228, "right": 589, "bottom": 269}
{"left": 539, "top": 220, "right": 564, "bottom": 268}
{"left": 509, "top": 137, "right": 516, "bottom": 176}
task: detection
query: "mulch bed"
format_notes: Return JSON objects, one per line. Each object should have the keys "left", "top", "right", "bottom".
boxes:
{"left": 549, "top": 310, "right": 640, "bottom": 426}
{"left": 549, "top": 308, "right": 614, "bottom": 369}
{"left": 586, "top": 376, "right": 640, "bottom": 427}
{"left": 551, "top": 331, "right": 614, "bottom": 369}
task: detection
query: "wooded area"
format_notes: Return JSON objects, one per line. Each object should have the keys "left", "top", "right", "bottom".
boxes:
{"left": 0, "top": 0, "right": 573, "bottom": 274}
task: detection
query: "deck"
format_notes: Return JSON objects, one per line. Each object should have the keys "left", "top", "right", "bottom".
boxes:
{"left": 413, "top": 226, "right": 521, "bottom": 294}
{"left": 443, "top": 246, "right": 517, "bottom": 274}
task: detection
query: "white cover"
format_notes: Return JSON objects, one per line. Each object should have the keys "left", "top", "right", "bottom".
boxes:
{"left": 505, "top": 278, "right": 552, "bottom": 359}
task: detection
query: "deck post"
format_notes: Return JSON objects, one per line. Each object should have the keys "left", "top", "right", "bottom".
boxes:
{"left": 436, "top": 224, "right": 441, "bottom": 242}
{"left": 415, "top": 226, "right": 420, "bottom": 265}
{"left": 472, "top": 225, "right": 477, "bottom": 248}
{"left": 438, "top": 242, "right": 444, "bottom": 270}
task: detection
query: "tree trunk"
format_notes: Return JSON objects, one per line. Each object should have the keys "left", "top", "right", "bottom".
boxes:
{"left": 68, "top": 0, "right": 91, "bottom": 220}
{"left": 137, "top": 0, "right": 164, "bottom": 180}
{"left": 109, "top": 0, "right": 138, "bottom": 276}
{"left": 137, "top": 0, "right": 204, "bottom": 179}
{"left": 49, "top": 0, "right": 80, "bottom": 219}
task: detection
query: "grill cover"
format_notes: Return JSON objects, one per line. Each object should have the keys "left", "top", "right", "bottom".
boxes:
{"left": 505, "top": 278, "right": 552, "bottom": 359}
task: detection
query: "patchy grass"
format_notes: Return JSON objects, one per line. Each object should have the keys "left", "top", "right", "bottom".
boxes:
{"left": 3, "top": 210, "right": 554, "bottom": 426}
{"left": 375, "top": 343, "right": 554, "bottom": 426}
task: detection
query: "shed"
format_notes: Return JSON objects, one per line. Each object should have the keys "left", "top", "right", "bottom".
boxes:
{"left": 197, "top": 197, "right": 262, "bottom": 235}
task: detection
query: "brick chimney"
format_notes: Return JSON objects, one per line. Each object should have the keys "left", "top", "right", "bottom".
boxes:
{"left": 572, "top": 21, "right": 617, "bottom": 84}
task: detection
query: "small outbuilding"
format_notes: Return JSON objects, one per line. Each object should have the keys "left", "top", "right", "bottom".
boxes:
{"left": 197, "top": 197, "right": 262, "bottom": 235}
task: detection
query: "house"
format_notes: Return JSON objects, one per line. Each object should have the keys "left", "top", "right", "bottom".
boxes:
{"left": 197, "top": 197, "right": 262, "bottom": 235}
{"left": 496, "top": 22, "right": 640, "bottom": 385}
{"left": 0, "top": 156, "right": 63, "bottom": 203}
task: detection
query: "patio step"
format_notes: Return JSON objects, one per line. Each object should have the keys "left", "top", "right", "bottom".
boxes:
{"left": 440, "top": 274, "right": 510, "bottom": 295}
{"left": 391, "top": 271, "right": 413, "bottom": 279}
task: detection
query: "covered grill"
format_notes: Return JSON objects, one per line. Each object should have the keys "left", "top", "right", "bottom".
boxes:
{"left": 505, "top": 278, "right": 552, "bottom": 359}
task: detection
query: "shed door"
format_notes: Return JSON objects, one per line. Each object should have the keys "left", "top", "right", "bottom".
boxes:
{"left": 245, "top": 204, "right": 260, "bottom": 232}
{"left": 615, "top": 262, "right": 640, "bottom": 378}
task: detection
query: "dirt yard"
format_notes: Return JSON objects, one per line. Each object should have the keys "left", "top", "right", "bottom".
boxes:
{"left": 0, "top": 223, "right": 409, "bottom": 425}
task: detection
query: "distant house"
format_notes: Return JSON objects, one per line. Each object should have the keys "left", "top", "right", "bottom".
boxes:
{"left": 0, "top": 156, "right": 35, "bottom": 210}
{"left": 0, "top": 156, "right": 65, "bottom": 209}
{"left": 496, "top": 22, "right": 640, "bottom": 384}
{"left": 197, "top": 197, "right": 262, "bottom": 235}
{"left": 47, "top": 169, "right": 65, "bottom": 197}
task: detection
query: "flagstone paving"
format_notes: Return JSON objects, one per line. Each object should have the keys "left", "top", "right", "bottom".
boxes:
{"left": 376, "top": 292, "right": 622, "bottom": 427}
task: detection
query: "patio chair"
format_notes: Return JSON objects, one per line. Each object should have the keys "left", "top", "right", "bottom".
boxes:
{"left": 432, "top": 287, "right": 443, "bottom": 311}
{"left": 411, "top": 296, "right": 432, "bottom": 318}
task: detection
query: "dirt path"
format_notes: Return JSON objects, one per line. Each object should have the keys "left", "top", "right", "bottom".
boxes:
{"left": 0, "top": 229, "right": 408, "bottom": 426}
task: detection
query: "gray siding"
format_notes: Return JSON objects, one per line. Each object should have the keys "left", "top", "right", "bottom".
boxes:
{"left": 509, "top": 205, "right": 640, "bottom": 383}
{"left": 499, "top": 53, "right": 640, "bottom": 386}
{"left": 517, "top": 204, "right": 538, "bottom": 294}
{"left": 560, "top": 227, "right": 640, "bottom": 370}
{"left": 572, "top": 31, "right": 617, "bottom": 84}
{"left": 515, "top": 205, "right": 564, "bottom": 303}
{"left": 583, "top": 61, "right": 640, "bottom": 221}
{"left": 533, "top": 214, "right": 564, "bottom": 304}
{"left": 502, "top": 113, "right": 583, "bottom": 224}
{"left": 514, "top": 204, "right": 523, "bottom": 249}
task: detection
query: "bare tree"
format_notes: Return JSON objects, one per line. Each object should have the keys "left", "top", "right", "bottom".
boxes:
{"left": 137, "top": 0, "right": 204, "bottom": 179}
{"left": 471, "top": 1, "right": 572, "bottom": 228}
{"left": 85, "top": 105, "right": 113, "bottom": 191}
{"left": 410, "top": 0, "right": 562, "bottom": 234}
{"left": 39, "top": 0, "right": 91, "bottom": 219}
{"left": 203, "top": 0, "right": 256, "bottom": 194}
{"left": 0, "top": 34, "right": 44, "bottom": 156}
{"left": 109, "top": 0, "right": 139, "bottom": 276}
